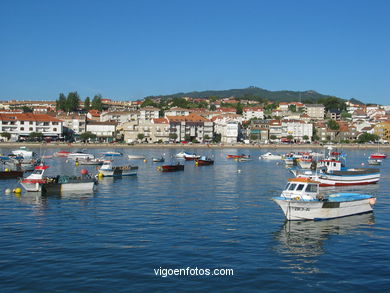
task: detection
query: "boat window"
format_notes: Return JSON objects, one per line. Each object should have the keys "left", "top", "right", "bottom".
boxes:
{"left": 333, "top": 163, "right": 337, "bottom": 167}
{"left": 305, "top": 184, "right": 318, "bottom": 193}
{"left": 32, "top": 169, "right": 43, "bottom": 175}
{"left": 288, "top": 183, "right": 297, "bottom": 191}
{"left": 284, "top": 183, "right": 290, "bottom": 190}
{"left": 296, "top": 184, "right": 305, "bottom": 191}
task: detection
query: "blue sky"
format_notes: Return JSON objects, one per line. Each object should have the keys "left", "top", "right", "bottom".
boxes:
{"left": 0, "top": 0, "right": 389, "bottom": 104}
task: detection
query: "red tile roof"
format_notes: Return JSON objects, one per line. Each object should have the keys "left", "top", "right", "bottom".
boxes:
{"left": 167, "top": 113, "right": 210, "bottom": 123}
{"left": 0, "top": 113, "right": 62, "bottom": 122}
{"left": 153, "top": 118, "right": 169, "bottom": 124}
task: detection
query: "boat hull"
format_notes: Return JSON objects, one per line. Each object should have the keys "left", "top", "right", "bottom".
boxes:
{"left": 0, "top": 171, "right": 24, "bottom": 179}
{"left": 158, "top": 165, "right": 184, "bottom": 172}
{"left": 273, "top": 197, "right": 375, "bottom": 220}
{"left": 195, "top": 159, "right": 214, "bottom": 166}
{"left": 42, "top": 181, "right": 96, "bottom": 194}
{"left": 317, "top": 169, "right": 380, "bottom": 186}
{"left": 99, "top": 169, "right": 137, "bottom": 177}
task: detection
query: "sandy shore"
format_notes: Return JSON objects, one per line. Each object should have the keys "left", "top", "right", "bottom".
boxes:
{"left": 1, "top": 142, "right": 389, "bottom": 150}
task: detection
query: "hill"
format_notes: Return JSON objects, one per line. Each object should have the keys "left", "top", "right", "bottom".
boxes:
{"left": 145, "top": 86, "right": 364, "bottom": 104}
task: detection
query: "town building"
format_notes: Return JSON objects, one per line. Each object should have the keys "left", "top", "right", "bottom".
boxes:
{"left": 304, "top": 104, "right": 325, "bottom": 119}
{"left": 167, "top": 113, "right": 213, "bottom": 143}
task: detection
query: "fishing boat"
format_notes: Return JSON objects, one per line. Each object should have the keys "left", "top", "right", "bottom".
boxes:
{"left": 368, "top": 159, "right": 382, "bottom": 165}
{"left": 236, "top": 157, "right": 252, "bottom": 162}
{"left": 67, "top": 152, "right": 95, "bottom": 160}
{"left": 175, "top": 151, "right": 191, "bottom": 158}
{"left": 157, "top": 163, "right": 185, "bottom": 172}
{"left": 97, "top": 160, "right": 138, "bottom": 177}
{"left": 102, "top": 151, "right": 123, "bottom": 157}
{"left": 283, "top": 154, "right": 295, "bottom": 166}
{"left": 184, "top": 154, "right": 201, "bottom": 161}
{"left": 297, "top": 155, "right": 314, "bottom": 169}
{"left": 369, "top": 153, "right": 387, "bottom": 159}
{"left": 260, "top": 152, "right": 282, "bottom": 160}
{"left": 127, "top": 154, "right": 146, "bottom": 159}
{"left": 272, "top": 177, "right": 376, "bottom": 220}
{"left": 195, "top": 156, "right": 214, "bottom": 166}
{"left": 294, "top": 158, "right": 380, "bottom": 187}
{"left": 20, "top": 165, "right": 96, "bottom": 193}
{"left": 227, "top": 154, "right": 250, "bottom": 159}
{"left": 0, "top": 159, "right": 24, "bottom": 179}
{"left": 54, "top": 150, "right": 71, "bottom": 157}
{"left": 78, "top": 158, "right": 105, "bottom": 165}
{"left": 12, "top": 147, "right": 36, "bottom": 159}
{"left": 152, "top": 157, "right": 165, "bottom": 163}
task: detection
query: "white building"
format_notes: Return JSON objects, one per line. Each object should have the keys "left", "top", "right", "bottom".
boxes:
{"left": 281, "top": 119, "right": 313, "bottom": 141}
{"left": 212, "top": 114, "right": 243, "bottom": 143}
{"left": 0, "top": 113, "right": 63, "bottom": 140}
{"left": 243, "top": 107, "right": 264, "bottom": 121}
{"left": 139, "top": 107, "right": 159, "bottom": 120}
{"left": 86, "top": 121, "right": 117, "bottom": 142}
{"left": 100, "top": 111, "right": 139, "bottom": 123}
{"left": 164, "top": 107, "right": 190, "bottom": 117}
{"left": 57, "top": 114, "right": 87, "bottom": 134}
{"left": 167, "top": 114, "right": 213, "bottom": 143}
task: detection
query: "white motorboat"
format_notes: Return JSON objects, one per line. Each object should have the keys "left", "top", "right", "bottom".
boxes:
{"left": 98, "top": 160, "right": 138, "bottom": 177}
{"left": 67, "top": 152, "right": 95, "bottom": 160}
{"left": 175, "top": 151, "right": 191, "bottom": 159}
{"left": 368, "top": 158, "right": 382, "bottom": 165}
{"left": 20, "top": 165, "right": 96, "bottom": 193}
{"left": 102, "top": 151, "right": 123, "bottom": 157}
{"left": 260, "top": 152, "right": 282, "bottom": 160}
{"left": 12, "top": 147, "right": 37, "bottom": 159}
{"left": 272, "top": 177, "right": 376, "bottom": 220}
{"left": 297, "top": 155, "right": 314, "bottom": 169}
{"left": 127, "top": 154, "right": 146, "bottom": 159}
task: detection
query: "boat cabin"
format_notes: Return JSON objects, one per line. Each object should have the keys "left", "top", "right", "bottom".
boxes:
{"left": 281, "top": 178, "right": 319, "bottom": 201}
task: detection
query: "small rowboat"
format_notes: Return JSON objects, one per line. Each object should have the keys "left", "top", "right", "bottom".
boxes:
{"left": 368, "top": 159, "right": 382, "bottom": 165}
{"left": 128, "top": 155, "right": 146, "bottom": 159}
{"left": 54, "top": 150, "right": 71, "bottom": 157}
{"left": 184, "top": 154, "right": 201, "bottom": 161}
{"left": 157, "top": 164, "right": 185, "bottom": 172}
{"left": 195, "top": 156, "right": 214, "bottom": 166}
{"left": 227, "top": 154, "right": 250, "bottom": 159}
{"left": 152, "top": 157, "right": 165, "bottom": 163}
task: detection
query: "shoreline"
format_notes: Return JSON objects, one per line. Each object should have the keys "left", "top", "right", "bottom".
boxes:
{"left": 1, "top": 142, "right": 389, "bottom": 150}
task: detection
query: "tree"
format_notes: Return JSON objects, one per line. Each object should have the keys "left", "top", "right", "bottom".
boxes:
{"left": 341, "top": 111, "right": 352, "bottom": 120}
{"left": 236, "top": 102, "right": 243, "bottom": 115}
{"left": 22, "top": 106, "right": 33, "bottom": 113}
{"left": 184, "top": 134, "right": 191, "bottom": 141}
{"left": 84, "top": 97, "right": 91, "bottom": 111}
{"left": 327, "top": 119, "right": 340, "bottom": 130}
{"left": 56, "top": 93, "right": 67, "bottom": 111}
{"left": 209, "top": 104, "right": 217, "bottom": 111}
{"left": 80, "top": 131, "right": 97, "bottom": 141}
{"left": 66, "top": 91, "right": 80, "bottom": 112}
{"left": 318, "top": 97, "right": 347, "bottom": 112}
{"left": 141, "top": 98, "right": 158, "bottom": 108}
{"left": 303, "top": 135, "right": 309, "bottom": 141}
{"left": 137, "top": 133, "right": 145, "bottom": 141}
{"left": 169, "top": 133, "right": 178, "bottom": 141}
{"left": 91, "top": 94, "right": 103, "bottom": 111}
{"left": 171, "top": 97, "right": 188, "bottom": 108}
{"left": 213, "top": 133, "right": 221, "bottom": 143}
{"left": 358, "top": 133, "right": 379, "bottom": 143}
{"left": 29, "top": 132, "right": 43, "bottom": 141}
{"left": 287, "top": 135, "right": 294, "bottom": 141}
{"left": 270, "top": 135, "right": 277, "bottom": 140}
{"left": 1, "top": 132, "right": 11, "bottom": 140}
{"left": 288, "top": 105, "right": 297, "bottom": 112}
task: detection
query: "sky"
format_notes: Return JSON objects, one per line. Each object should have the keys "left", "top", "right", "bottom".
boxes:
{"left": 0, "top": 0, "right": 389, "bottom": 104}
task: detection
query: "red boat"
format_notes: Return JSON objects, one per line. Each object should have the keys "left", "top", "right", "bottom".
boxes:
{"left": 370, "top": 153, "right": 387, "bottom": 159}
{"left": 195, "top": 157, "right": 214, "bottom": 166}
{"left": 54, "top": 150, "right": 71, "bottom": 157}
{"left": 0, "top": 170, "right": 24, "bottom": 179}
{"left": 226, "top": 154, "right": 250, "bottom": 159}
{"left": 184, "top": 154, "right": 201, "bottom": 161}
{"left": 158, "top": 164, "right": 185, "bottom": 172}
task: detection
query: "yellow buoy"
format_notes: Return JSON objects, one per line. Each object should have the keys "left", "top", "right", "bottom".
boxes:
{"left": 75, "top": 162, "right": 79, "bottom": 166}
{"left": 144, "top": 159, "right": 147, "bottom": 163}
{"left": 98, "top": 173, "right": 104, "bottom": 179}
{"left": 13, "top": 187, "right": 22, "bottom": 193}
{"left": 5, "top": 168, "right": 9, "bottom": 172}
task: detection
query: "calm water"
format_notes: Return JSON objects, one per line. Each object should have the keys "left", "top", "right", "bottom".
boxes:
{"left": 0, "top": 147, "right": 389, "bottom": 292}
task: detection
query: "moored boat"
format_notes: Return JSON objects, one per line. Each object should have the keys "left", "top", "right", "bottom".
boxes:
{"left": 102, "top": 151, "right": 123, "bottom": 157}
{"left": 67, "top": 152, "right": 95, "bottom": 160}
{"left": 368, "top": 159, "right": 382, "bottom": 165}
{"left": 260, "top": 152, "right": 282, "bottom": 160}
{"left": 176, "top": 151, "right": 191, "bottom": 159}
{"left": 127, "top": 154, "right": 146, "bottom": 159}
{"left": 195, "top": 156, "right": 214, "bottom": 166}
{"left": 297, "top": 155, "right": 314, "bottom": 169}
{"left": 20, "top": 165, "right": 97, "bottom": 193}
{"left": 184, "top": 154, "right": 201, "bottom": 161}
{"left": 272, "top": 177, "right": 376, "bottom": 221}
{"left": 369, "top": 153, "right": 387, "bottom": 159}
{"left": 227, "top": 154, "right": 250, "bottom": 159}
{"left": 54, "top": 150, "right": 71, "bottom": 157}
{"left": 152, "top": 157, "right": 165, "bottom": 163}
{"left": 98, "top": 160, "right": 138, "bottom": 177}
{"left": 157, "top": 163, "right": 185, "bottom": 172}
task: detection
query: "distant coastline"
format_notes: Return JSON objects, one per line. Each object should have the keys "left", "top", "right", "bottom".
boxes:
{"left": 0, "top": 142, "right": 389, "bottom": 150}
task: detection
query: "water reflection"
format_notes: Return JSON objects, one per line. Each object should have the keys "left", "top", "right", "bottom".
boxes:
{"left": 273, "top": 213, "right": 375, "bottom": 273}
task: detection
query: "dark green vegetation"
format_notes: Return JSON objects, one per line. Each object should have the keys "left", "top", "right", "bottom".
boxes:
{"left": 145, "top": 86, "right": 363, "bottom": 105}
